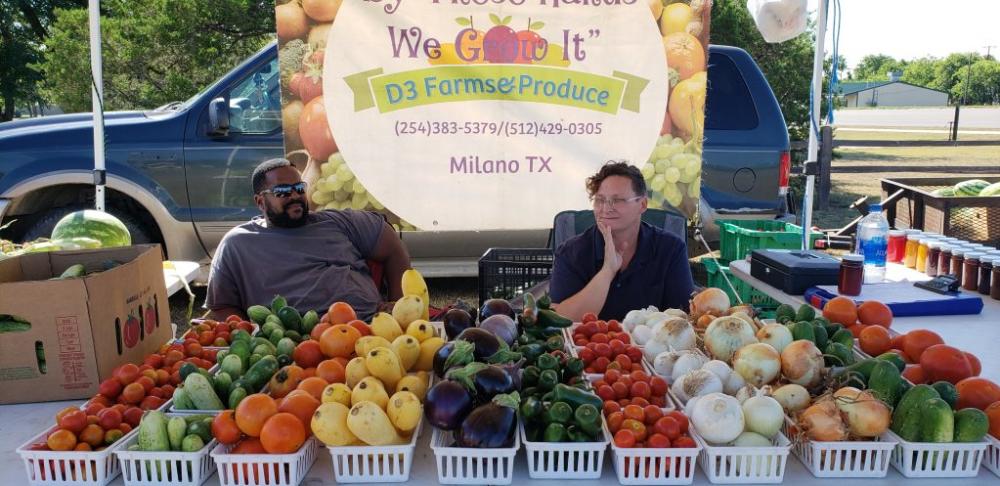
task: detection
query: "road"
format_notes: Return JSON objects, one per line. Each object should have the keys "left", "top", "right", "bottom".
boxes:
{"left": 833, "top": 107, "right": 1000, "bottom": 129}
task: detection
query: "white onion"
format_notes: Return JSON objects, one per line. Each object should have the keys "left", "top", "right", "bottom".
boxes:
{"left": 684, "top": 394, "right": 701, "bottom": 417}
{"left": 756, "top": 323, "right": 793, "bottom": 353}
{"left": 691, "top": 392, "right": 744, "bottom": 445}
{"left": 733, "top": 431, "right": 772, "bottom": 447}
{"left": 730, "top": 311, "right": 756, "bottom": 329}
{"left": 672, "top": 369, "right": 723, "bottom": 404}
{"left": 623, "top": 308, "right": 650, "bottom": 332}
{"left": 735, "top": 384, "right": 755, "bottom": 404}
{"left": 652, "top": 318, "right": 697, "bottom": 352}
{"left": 732, "top": 343, "right": 781, "bottom": 387}
{"left": 690, "top": 288, "right": 731, "bottom": 318}
{"left": 702, "top": 360, "right": 733, "bottom": 384}
{"left": 724, "top": 371, "right": 747, "bottom": 395}
{"left": 644, "top": 312, "right": 670, "bottom": 329}
{"left": 704, "top": 316, "right": 757, "bottom": 362}
{"left": 664, "top": 308, "right": 689, "bottom": 319}
{"left": 771, "top": 384, "right": 810, "bottom": 413}
{"left": 632, "top": 325, "right": 652, "bottom": 345}
{"left": 742, "top": 394, "right": 784, "bottom": 438}
{"left": 781, "top": 340, "right": 825, "bottom": 388}
{"left": 652, "top": 350, "right": 695, "bottom": 379}
{"left": 670, "top": 353, "right": 710, "bottom": 383}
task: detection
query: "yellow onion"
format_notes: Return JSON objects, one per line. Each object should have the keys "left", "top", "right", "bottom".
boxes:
{"left": 798, "top": 397, "right": 848, "bottom": 442}
{"left": 690, "top": 288, "right": 730, "bottom": 318}
{"left": 833, "top": 387, "right": 891, "bottom": 438}
{"left": 780, "top": 340, "right": 824, "bottom": 388}
{"left": 733, "top": 343, "right": 781, "bottom": 387}
{"left": 704, "top": 316, "right": 757, "bottom": 362}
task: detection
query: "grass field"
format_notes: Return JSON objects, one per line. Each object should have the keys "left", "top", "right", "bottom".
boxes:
{"left": 835, "top": 128, "right": 1000, "bottom": 142}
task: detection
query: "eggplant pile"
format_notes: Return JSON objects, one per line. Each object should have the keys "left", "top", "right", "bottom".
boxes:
{"left": 424, "top": 362, "right": 520, "bottom": 448}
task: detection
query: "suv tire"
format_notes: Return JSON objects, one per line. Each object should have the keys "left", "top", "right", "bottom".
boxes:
{"left": 22, "top": 205, "right": 154, "bottom": 244}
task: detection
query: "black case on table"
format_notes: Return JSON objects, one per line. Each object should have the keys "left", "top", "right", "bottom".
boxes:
{"left": 749, "top": 249, "right": 840, "bottom": 295}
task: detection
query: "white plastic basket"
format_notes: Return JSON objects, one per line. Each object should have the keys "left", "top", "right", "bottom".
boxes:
{"left": 609, "top": 420, "right": 701, "bottom": 486}
{"left": 882, "top": 429, "right": 988, "bottom": 478}
{"left": 114, "top": 426, "right": 217, "bottom": 486}
{"left": 210, "top": 436, "right": 318, "bottom": 486}
{"left": 519, "top": 418, "right": 609, "bottom": 479}
{"left": 985, "top": 434, "right": 1000, "bottom": 477}
{"left": 16, "top": 424, "right": 138, "bottom": 486}
{"left": 324, "top": 417, "right": 423, "bottom": 482}
{"left": 781, "top": 416, "right": 895, "bottom": 477}
{"left": 430, "top": 423, "right": 520, "bottom": 485}
{"left": 693, "top": 430, "right": 791, "bottom": 484}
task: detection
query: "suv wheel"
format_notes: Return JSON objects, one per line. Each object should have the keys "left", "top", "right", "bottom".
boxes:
{"left": 22, "top": 205, "right": 154, "bottom": 244}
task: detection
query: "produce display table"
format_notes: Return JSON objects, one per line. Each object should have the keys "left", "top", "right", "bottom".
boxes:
{"left": 163, "top": 260, "right": 201, "bottom": 298}
{"left": 730, "top": 259, "right": 1000, "bottom": 384}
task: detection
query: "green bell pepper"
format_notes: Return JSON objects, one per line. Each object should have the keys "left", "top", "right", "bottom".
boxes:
{"left": 520, "top": 396, "right": 544, "bottom": 420}
{"left": 537, "top": 353, "right": 559, "bottom": 372}
{"left": 564, "top": 357, "right": 585, "bottom": 378}
{"left": 566, "top": 425, "right": 591, "bottom": 442}
{"left": 574, "top": 403, "right": 602, "bottom": 437}
{"left": 543, "top": 422, "right": 566, "bottom": 442}
{"left": 545, "top": 401, "right": 573, "bottom": 424}
{"left": 545, "top": 335, "right": 565, "bottom": 352}
{"left": 520, "top": 344, "right": 545, "bottom": 364}
{"left": 538, "top": 369, "right": 559, "bottom": 391}
{"left": 522, "top": 366, "right": 541, "bottom": 388}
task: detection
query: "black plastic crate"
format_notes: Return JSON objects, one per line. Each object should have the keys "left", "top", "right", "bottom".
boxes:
{"left": 478, "top": 248, "right": 553, "bottom": 309}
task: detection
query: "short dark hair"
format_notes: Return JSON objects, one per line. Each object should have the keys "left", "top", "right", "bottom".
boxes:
{"left": 586, "top": 161, "right": 646, "bottom": 198}
{"left": 251, "top": 158, "right": 293, "bottom": 195}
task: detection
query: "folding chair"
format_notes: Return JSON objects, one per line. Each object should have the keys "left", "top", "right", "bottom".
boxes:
{"left": 547, "top": 208, "right": 688, "bottom": 252}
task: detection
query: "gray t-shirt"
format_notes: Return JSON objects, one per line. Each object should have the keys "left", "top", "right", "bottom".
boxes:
{"left": 206, "top": 209, "right": 385, "bottom": 320}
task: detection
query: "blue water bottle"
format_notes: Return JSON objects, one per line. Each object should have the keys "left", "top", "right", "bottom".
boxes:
{"left": 856, "top": 203, "right": 889, "bottom": 283}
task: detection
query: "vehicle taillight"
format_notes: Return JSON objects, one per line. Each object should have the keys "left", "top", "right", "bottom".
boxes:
{"left": 778, "top": 151, "right": 791, "bottom": 192}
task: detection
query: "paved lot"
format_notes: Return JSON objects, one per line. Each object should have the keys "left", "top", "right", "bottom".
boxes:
{"left": 834, "top": 107, "right": 1000, "bottom": 129}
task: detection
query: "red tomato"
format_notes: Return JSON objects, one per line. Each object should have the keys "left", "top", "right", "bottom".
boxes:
{"left": 631, "top": 397, "right": 650, "bottom": 408}
{"left": 607, "top": 320, "right": 622, "bottom": 332}
{"left": 609, "top": 339, "right": 626, "bottom": 356}
{"left": 593, "top": 357, "right": 610, "bottom": 373}
{"left": 592, "top": 343, "right": 612, "bottom": 358}
{"left": 597, "top": 385, "right": 616, "bottom": 402}
{"left": 650, "top": 396, "right": 667, "bottom": 408}
{"left": 578, "top": 347, "right": 596, "bottom": 364}
{"left": 603, "top": 401, "right": 622, "bottom": 417}
{"left": 673, "top": 435, "right": 697, "bottom": 448}
{"left": 581, "top": 312, "right": 598, "bottom": 324}
{"left": 622, "top": 419, "right": 647, "bottom": 441}
{"left": 612, "top": 382, "right": 629, "bottom": 400}
{"left": 630, "top": 370, "right": 650, "bottom": 383}
{"left": 607, "top": 412, "right": 625, "bottom": 433}
{"left": 666, "top": 411, "right": 689, "bottom": 434}
{"left": 591, "top": 333, "right": 609, "bottom": 344}
{"left": 654, "top": 416, "right": 681, "bottom": 440}
{"left": 648, "top": 433, "right": 671, "bottom": 448}
{"left": 615, "top": 355, "right": 633, "bottom": 371}
{"left": 643, "top": 405, "right": 664, "bottom": 424}
{"left": 920, "top": 344, "right": 974, "bottom": 384}
{"left": 630, "top": 381, "right": 652, "bottom": 400}
{"left": 614, "top": 429, "right": 636, "bottom": 448}
{"left": 650, "top": 376, "right": 668, "bottom": 396}
{"left": 625, "top": 346, "right": 643, "bottom": 363}
{"left": 604, "top": 368, "right": 622, "bottom": 384}
{"left": 623, "top": 405, "right": 645, "bottom": 422}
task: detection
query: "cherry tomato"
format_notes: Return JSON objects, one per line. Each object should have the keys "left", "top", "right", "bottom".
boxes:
{"left": 655, "top": 416, "right": 682, "bottom": 440}
{"left": 614, "top": 429, "right": 636, "bottom": 448}
{"left": 621, "top": 419, "right": 647, "bottom": 441}
{"left": 667, "top": 410, "right": 689, "bottom": 434}
{"left": 643, "top": 405, "right": 664, "bottom": 424}
{"left": 607, "top": 412, "right": 625, "bottom": 433}
{"left": 648, "top": 433, "right": 672, "bottom": 448}
{"left": 674, "top": 435, "right": 697, "bottom": 448}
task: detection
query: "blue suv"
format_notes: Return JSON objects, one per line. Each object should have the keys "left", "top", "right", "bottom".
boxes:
{"left": 0, "top": 43, "right": 789, "bottom": 275}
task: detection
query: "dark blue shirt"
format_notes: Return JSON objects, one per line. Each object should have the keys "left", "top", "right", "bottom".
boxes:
{"left": 549, "top": 222, "right": 694, "bottom": 320}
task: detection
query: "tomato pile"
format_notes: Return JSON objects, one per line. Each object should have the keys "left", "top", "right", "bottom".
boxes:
{"left": 607, "top": 404, "right": 695, "bottom": 450}
{"left": 184, "top": 315, "right": 255, "bottom": 347}
{"left": 571, "top": 313, "right": 632, "bottom": 347}
{"left": 593, "top": 369, "right": 670, "bottom": 409}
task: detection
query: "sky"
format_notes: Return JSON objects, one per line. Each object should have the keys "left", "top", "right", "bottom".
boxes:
{"left": 805, "top": 0, "right": 1000, "bottom": 70}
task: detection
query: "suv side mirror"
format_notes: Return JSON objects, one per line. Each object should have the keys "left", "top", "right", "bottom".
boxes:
{"left": 208, "top": 97, "right": 229, "bottom": 137}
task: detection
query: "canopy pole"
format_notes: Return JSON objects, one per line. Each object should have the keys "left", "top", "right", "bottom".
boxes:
{"left": 802, "top": 0, "right": 828, "bottom": 249}
{"left": 88, "top": 0, "right": 106, "bottom": 211}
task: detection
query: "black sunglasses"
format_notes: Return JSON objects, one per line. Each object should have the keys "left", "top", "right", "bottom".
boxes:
{"left": 259, "top": 182, "right": 307, "bottom": 198}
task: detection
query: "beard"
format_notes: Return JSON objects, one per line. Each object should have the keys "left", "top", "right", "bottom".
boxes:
{"left": 266, "top": 199, "right": 309, "bottom": 228}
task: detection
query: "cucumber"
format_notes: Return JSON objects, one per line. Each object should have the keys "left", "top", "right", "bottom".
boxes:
{"left": 269, "top": 328, "right": 284, "bottom": 346}
{"left": 843, "top": 358, "right": 878, "bottom": 383}
{"left": 919, "top": 398, "right": 954, "bottom": 443}
{"left": 271, "top": 295, "right": 288, "bottom": 314}
{"left": 283, "top": 330, "right": 302, "bottom": 342}
{"left": 931, "top": 381, "right": 958, "bottom": 409}
{"left": 178, "top": 362, "right": 199, "bottom": 382}
{"left": 276, "top": 337, "right": 296, "bottom": 357}
{"left": 824, "top": 342, "right": 855, "bottom": 367}
{"left": 953, "top": 408, "right": 989, "bottom": 442}
{"left": 254, "top": 341, "right": 276, "bottom": 356}
{"left": 831, "top": 329, "right": 854, "bottom": 348}
{"left": 181, "top": 434, "right": 206, "bottom": 453}
{"left": 167, "top": 416, "right": 187, "bottom": 451}
{"left": 183, "top": 373, "right": 225, "bottom": 410}
{"left": 229, "top": 386, "right": 248, "bottom": 409}
{"left": 892, "top": 385, "right": 941, "bottom": 441}
{"left": 214, "top": 372, "right": 233, "bottom": 399}
{"left": 172, "top": 387, "right": 194, "bottom": 410}
{"left": 221, "top": 354, "right": 243, "bottom": 379}
{"left": 277, "top": 354, "right": 293, "bottom": 367}
{"left": 790, "top": 321, "right": 816, "bottom": 343}
{"left": 876, "top": 352, "right": 906, "bottom": 373}
{"left": 244, "top": 355, "right": 279, "bottom": 392}
{"left": 812, "top": 323, "right": 828, "bottom": 349}
{"left": 228, "top": 340, "right": 251, "bottom": 369}
{"left": 302, "top": 310, "right": 319, "bottom": 335}
{"left": 186, "top": 419, "right": 213, "bottom": 443}
{"left": 247, "top": 305, "right": 272, "bottom": 325}
{"left": 264, "top": 314, "right": 283, "bottom": 329}
{"left": 182, "top": 414, "right": 214, "bottom": 424}
{"left": 137, "top": 411, "right": 170, "bottom": 451}
{"left": 869, "top": 359, "right": 903, "bottom": 407}
{"left": 230, "top": 329, "right": 251, "bottom": 343}
{"left": 215, "top": 349, "right": 229, "bottom": 365}
{"left": 277, "top": 306, "right": 302, "bottom": 332}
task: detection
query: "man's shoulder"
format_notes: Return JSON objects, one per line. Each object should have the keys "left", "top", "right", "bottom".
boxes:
{"left": 556, "top": 225, "right": 597, "bottom": 258}
{"left": 221, "top": 219, "right": 264, "bottom": 242}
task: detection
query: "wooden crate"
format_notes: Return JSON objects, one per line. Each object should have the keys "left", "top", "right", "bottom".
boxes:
{"left": 880, "top": 177, "right": 1000, "bottom": 244}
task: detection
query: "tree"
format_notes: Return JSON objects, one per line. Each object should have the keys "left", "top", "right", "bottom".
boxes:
{"left": 901, "top": 57, "right": 939, "bottom": 89}
{"left": 0, "top": 0, "right": 85, "bottom": 121}
{"left": 39, "top": 0, "right": 275, "bottom": 112}
{"left": 710, "top": 0, "right": 817, "bottom": 140}
{"left": 951, "top": 59, "right": 1000, "bottom": 105}
{"left": 852, "top": 54, "right": 906, "bottom": 81}
{"left": 934, "top": 52, "right": 983, "bottom": 95}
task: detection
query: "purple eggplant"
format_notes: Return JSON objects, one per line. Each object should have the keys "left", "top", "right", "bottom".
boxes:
{"left": 455, "top": 327, "right": 502, "bottom": 361}
{"left": 433, "top": 340, "right": 475, "bottom": 378}
{"left": 478, "top": 314, "right": 517, "bottom": 346}
{"left": 442, "top": 308, "right": 474, "bottom": 340}
{"left": 479, "top": 298, "right": 515, "bottom": 323}
{"left": 424, "top": 380, "right": 474, "bottom": 430}
{"left": 473, "top": 365, "right": 515, "bottom": 402}
{"left": 455, "top": 392, "right": 519, "bottom": 448}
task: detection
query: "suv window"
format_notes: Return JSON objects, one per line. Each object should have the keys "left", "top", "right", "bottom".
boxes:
{"left": 704, "top": 53, "right": 759, "bottom": 130}
{"left": 228, "top": 59, "right": 281, "bottom": 133}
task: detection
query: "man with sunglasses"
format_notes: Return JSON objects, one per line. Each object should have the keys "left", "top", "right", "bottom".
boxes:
{"left": 549, "top": 162, "right": 693, "bottom": 321}
{"left": 205, "top": 158, "right": 411, "bottom": 321}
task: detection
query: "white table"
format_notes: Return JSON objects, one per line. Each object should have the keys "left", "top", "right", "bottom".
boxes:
{"left": 730, "top": 259, "right": 1000, "bottom": 383}
{"left": 163, "top": 260, "right": 201, "bottom": 297}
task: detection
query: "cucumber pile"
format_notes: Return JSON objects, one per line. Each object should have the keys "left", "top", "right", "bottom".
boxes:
{"left": 172, "top": 332, "right": 279, "bottom": 411}
{"left": 132, "top": 411, "right": 215, "bottom": 453}
{"left": 891, "top": 384, "right": 990, "bottom": 443}
{"left": 247, "top": 295, "right": 320, "bottom": 346}
{"left": 775, "top": 303, "right": 856, "bottom": 368}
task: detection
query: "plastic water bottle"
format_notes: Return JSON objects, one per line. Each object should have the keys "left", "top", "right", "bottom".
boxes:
{"left": 856, "top": 203, "right": 890, "bottom": 283}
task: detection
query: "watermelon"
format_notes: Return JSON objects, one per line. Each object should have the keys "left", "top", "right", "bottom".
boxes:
{"left": 953, "top": 179, "right": 991, "bottom": 197}
{"left": 50, "top": 210, "right": 131, "bottom": 248}
{"left": 979, "top": 182, "right": 1000, "bottom": 197}
{"left": 931, "top": 187, "right": 955, "bottom": 197}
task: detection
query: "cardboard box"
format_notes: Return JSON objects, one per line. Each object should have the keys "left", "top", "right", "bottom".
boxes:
{"left": 0, "top": 244, "right": 172, "bottom": 404}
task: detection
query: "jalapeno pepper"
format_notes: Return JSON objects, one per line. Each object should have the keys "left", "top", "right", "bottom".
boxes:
{"left": 573, "top": 403, "right": 602, "bottom": 437}
{"left": 520, "top": 396, "right": 544, "bottom": 420}
{"left": 537, "top": 353, "right": 559, "bottom": 372}
{"left": 551, "top": 383, "right": 603, "bottom": 410}
{"left": 522, "top": 366, "right": 541, "bottom": 388}
{"left": 538, "top": 369, "right": 559, "bottom": 391}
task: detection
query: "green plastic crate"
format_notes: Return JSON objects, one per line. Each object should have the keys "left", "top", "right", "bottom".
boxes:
{"left": 703, "top": 258, "right": 779, "bottom": 317}
{"left": 716, "top": 219, "right": 825, "bottom": 263}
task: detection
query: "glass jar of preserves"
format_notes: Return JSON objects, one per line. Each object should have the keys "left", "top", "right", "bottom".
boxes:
{"left": 839, "top": 254, "right": 865, "bottom": 296}
{"left": 916, "top": 237, "right": 934, "bottom": 273}
{"left": 887, "top": 230, "right": 906, "bottom": 263}
{"left": 925, "top": 241, "right": 941, "bottom": 277}
{"left": 904, "top": 230, "right": 923, "bottom": 268}
{"left": 964, "top": 253, "right": 983, "bottom": 291}
{"left": 980, "top": 257, "right": 995, "bottom": 295}
{"left": 951, "top": 247, "right": 966, "bottom": 283}
{"left": 991, "top": 256, "right": 1000, "bottom": 300}
{"left": 938, "top": 244, "right": 952, "bottom": 276}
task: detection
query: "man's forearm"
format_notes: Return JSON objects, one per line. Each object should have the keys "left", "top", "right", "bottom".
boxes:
{"left": 552, "top": 268, "right": 615, "bottom": 321}
{"left": 383, "top": 255, "right": 408, "bottom": 301}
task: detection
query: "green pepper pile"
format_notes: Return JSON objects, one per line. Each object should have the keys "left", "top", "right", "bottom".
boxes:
{"left": 521, "top": 383, "right": 605, "bottom": 442}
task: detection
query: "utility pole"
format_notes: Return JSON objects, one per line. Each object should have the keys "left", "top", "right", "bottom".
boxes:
{"left": 985, "top": 45, "right": 996, "bottom": 60}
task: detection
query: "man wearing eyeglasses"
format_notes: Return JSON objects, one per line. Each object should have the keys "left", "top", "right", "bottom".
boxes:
{"left": 205, "top": 158, "right": 411, "bottom": 321}
{"left": 549, "top": 162, "right": 694, "bottom": 321}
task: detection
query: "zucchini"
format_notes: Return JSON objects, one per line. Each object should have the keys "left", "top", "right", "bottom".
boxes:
{"left": 137, "top": 411, "right": 170, "bottom": 451}
{"left": 869, "top": 359, "right": 902, "bottom": 407}
{"left": 244, "top": 354, "right": 279, "bottom": 392}
{"left": 789, "top": 321, "right": 816, "bottom": 343}
{"left": 953, "top": 408, "right": 989, "bottom": 442}
{"left": 931, "top": 381, "right": 958, "bottom": 409}
{"left": 891, "top": 384, "right": 940, "bottom": 441}
{"left": 183, "top": 373, "right": 225, "bottom": 410}
{"left": 919, "top": 398, "right": 954, "bottom": 443}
